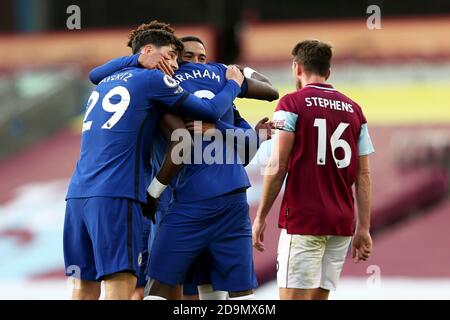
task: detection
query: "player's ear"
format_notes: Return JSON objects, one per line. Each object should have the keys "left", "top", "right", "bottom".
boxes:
{"left": 325, "top": 69, "right": 331, "bottom": 81}
{"left": 142, "top": 44, "right": 155, "bottom": 55}
{"left": 292, "top": 61, "right": 300, "bottom": 77}
{"left": 296, "top": 63, "right": 304, "bottom": 77}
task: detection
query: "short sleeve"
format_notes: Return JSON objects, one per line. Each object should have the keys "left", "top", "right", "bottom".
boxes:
{"left": 148, "top": 70, "right": 189, "bottom": 108}
{"left": 273, "top": 95, "right": 298, "bottom": 132}
{"left": 358, "top": 123, "right": 375, "bottom": 156}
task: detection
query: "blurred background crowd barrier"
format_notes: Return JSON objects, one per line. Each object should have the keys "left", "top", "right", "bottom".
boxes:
{"left": 0, "top": 0, "right": 449, "bottom": 299}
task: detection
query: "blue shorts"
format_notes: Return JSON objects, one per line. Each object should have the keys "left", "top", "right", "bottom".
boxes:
{"left": 136, "top": 217, "right": 152, "bottom": 287}
{"left": 139, "top": 207, "right": 168, "bottom": 287}
{"left": 148, "top": 192, "right": 258, "bottom": 292}
{"left": 183, "top": 252, "right": 211, "bottom": 296}
{"left": 63, "top": 197, "right": 144, "bottom": 281}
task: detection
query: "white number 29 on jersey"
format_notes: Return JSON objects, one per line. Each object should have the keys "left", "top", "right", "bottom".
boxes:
{"left": 313, "top": 118, "right": 352, "bottom": 169}
{"left": 82, "top": 86, "right": 131, "bottom": 132}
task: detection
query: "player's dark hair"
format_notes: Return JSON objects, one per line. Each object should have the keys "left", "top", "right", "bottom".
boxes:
{"left": 127, "top": 20, "right": 175, "bottom": 48}
{"left": 291, "top": 40, "right": 332, "bottom": 77}
{"left": 180, "top": 36, "right": 205, "bottom": 46}
{"left": 131, "top": 29, "right": 184, "bottom": 55}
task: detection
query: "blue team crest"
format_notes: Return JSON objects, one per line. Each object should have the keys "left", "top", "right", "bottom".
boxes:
{"left": 163, "top": 75, "right": 178, "bottom": 88}
{"left": 138, "top": 252, "right": 143, "bottom": 266}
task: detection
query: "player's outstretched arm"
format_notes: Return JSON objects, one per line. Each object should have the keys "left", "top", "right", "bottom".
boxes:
{"left": 89, "top": 54, "right": 140, "bottom": 85}
{"left": 89, "top": 53, "right": 173, "bottom": 84}
{"left": 244, "top": 77, "right": 279, "bottom": 102}
{"left": 253, "top": 130, "right": 294, "bottom": 252}
{"left": 236, "top": 66, "right": 279, "bottom": 101}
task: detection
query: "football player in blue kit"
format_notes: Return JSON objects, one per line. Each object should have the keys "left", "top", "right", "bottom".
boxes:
{"left": 88, "top": 22, "right": 278, "bottom": 300}
{"left": 178, "top": 35, "right": 279, "bottom": 300}
{"left": 63, "top": 29, "right": 245, "bottom": 300}
{"left": 147, "top": 62, "right": 259, "bottom": 301}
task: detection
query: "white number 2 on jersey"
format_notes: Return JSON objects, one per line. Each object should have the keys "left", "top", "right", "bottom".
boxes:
{"left": 82, "top": 86, "right": 131, "bottom": 132}
{"left": 313, "top": 118, "right": 352, "bottom": 169}
{"left": 193, "top": 89, "right": 215, "bottom": 99}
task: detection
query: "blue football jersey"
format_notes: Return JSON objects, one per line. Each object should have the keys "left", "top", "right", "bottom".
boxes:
{"left": 149, "top": 62, "right": 250, "bottom": 208}
{"left": 171, "top": 62, "right": 251, "bottom": 203}
{"left": 67, "top": 65, "right": 242, "bottom": 203}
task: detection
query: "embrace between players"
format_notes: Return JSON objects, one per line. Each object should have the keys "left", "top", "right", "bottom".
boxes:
{"left": 63, "top": 20, "right": 374, "bottom": 301}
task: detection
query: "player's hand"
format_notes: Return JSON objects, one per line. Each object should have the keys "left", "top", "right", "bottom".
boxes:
{"left": 185, "top": 121, "right": 216, "bottom": 134}
{"left": 352, "top": 229, "right": 372, "bottom": 263}
{"left": 252, "top": 217, "right": 267, "bottom": 252}
{"left": 234, "top": 64, "right": 245, "bottom": 74}
{"left": 141, "top": 193, "right": 159, "bottom": 223}
{"left": 226, "top": 65, "right": 244, "bottom": 87}
{"left": 138, "top": 53, "right": 174, "bottom": 76}
{"left": 255, "top": 117, "right": 275, "bottom": 142}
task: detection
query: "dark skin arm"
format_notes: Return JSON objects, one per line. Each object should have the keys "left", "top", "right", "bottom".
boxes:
{"left": 236, "top": 65, "right": 279, "bottom": 102}
{"left": 245, "top": 77, "right": 279, "bottom": 102}
{"left": 142, "top": 113, "right": 191, "bottom": 221}
{"left": 154, "top": 113, "right": 190, "bottom": 184}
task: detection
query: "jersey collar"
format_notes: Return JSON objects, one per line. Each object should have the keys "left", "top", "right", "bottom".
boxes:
{"left": 304, "top": 83, "right": 336, "bottom": 91}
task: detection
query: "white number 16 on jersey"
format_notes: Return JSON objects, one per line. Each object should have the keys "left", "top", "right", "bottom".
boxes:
{"left": 82, "top": 86, "right": 131, "bottom": 132}
{"left": 313, "top": 118, "right": 352, "bottom": 169}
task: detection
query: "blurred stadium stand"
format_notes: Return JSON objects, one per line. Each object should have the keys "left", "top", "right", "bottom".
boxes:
{"left": 0, "top": 69, "right": 83, "bottom": 159}
{"left": 0, "top": 0, "right": 449, "bottom": 299}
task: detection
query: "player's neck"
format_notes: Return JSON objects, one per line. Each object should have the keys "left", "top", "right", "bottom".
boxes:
{"left": 303, "top": 75, "right": 327, "bottom": 87}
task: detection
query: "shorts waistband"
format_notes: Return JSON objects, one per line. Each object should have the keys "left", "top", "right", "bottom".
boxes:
{"left": 178, "top": 189, "right": 248, "bottom": 207}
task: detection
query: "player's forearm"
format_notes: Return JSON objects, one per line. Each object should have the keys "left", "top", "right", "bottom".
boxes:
{"left": 156, "top": 138, "right": 190, "bottom": 185}
{"left": 256, "top": 164, "right": 288, "bottom": 220}
{"left": 155, "top": 113, "right": 191, "bottom": 185}
{"left": 241, "top": 66, "right": 272, "bottom": 85}
{"left": 178, "top": 80, "right": 241, "bottom": 121}
{"left": 244, "top": 77, "right": 279, "bottom": 102}
{"left": 355, "top": 172, "right": 372, "bottom": 231}
{"left": 89, "top": 54, "right": 140, "bottom": 85}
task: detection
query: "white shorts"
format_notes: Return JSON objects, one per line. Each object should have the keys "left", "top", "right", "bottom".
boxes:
{"left": 277, "top": 229, "right": 351, "bottom": 291}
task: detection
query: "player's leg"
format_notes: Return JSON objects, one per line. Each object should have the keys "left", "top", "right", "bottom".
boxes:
{"left": 84, "top": 197, "right": 144, "bottom": 300}
{"left": 182, "top": 264, "right": 200, "bottom": 300}
{"left": 310, "top": 288, "right": 330, "bottom": 300}
{"left": 198, "top": 284, "right": 228, "bottom": 300}
{"left": 104, "top": 272, "right": 137, "bottom": 300}
{"left": 314, "top": 236, "right": 352, "bottom": 300}
{"left": 208, "top": 193, "right": 257, "bottom": 300}
{"left": 277, "top": 230, "right": 327, "bottom": 300}
{"left": 71, "top": 279, "right": 101, "bottom": 300}
{"left": 182, "top": 295, "right": 199, "bottom": 300}
{"left": 279, "top": 288, "right": 312, "bottom": 300}
{"left": 146, "top": 202, "right": 207, "bottom": 300}
{"left": 63, "top": 198, "right": 101, "bottom": 300}
{"left": 132, "top": 287, "right": 144, "bottom": 300}
{"left": 144, "top": 279, "right": 183, "bottom": 300}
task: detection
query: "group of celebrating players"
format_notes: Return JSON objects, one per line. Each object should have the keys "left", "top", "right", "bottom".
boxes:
{"left": 63, "top": 20, "right": 375, "bottom": 300}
